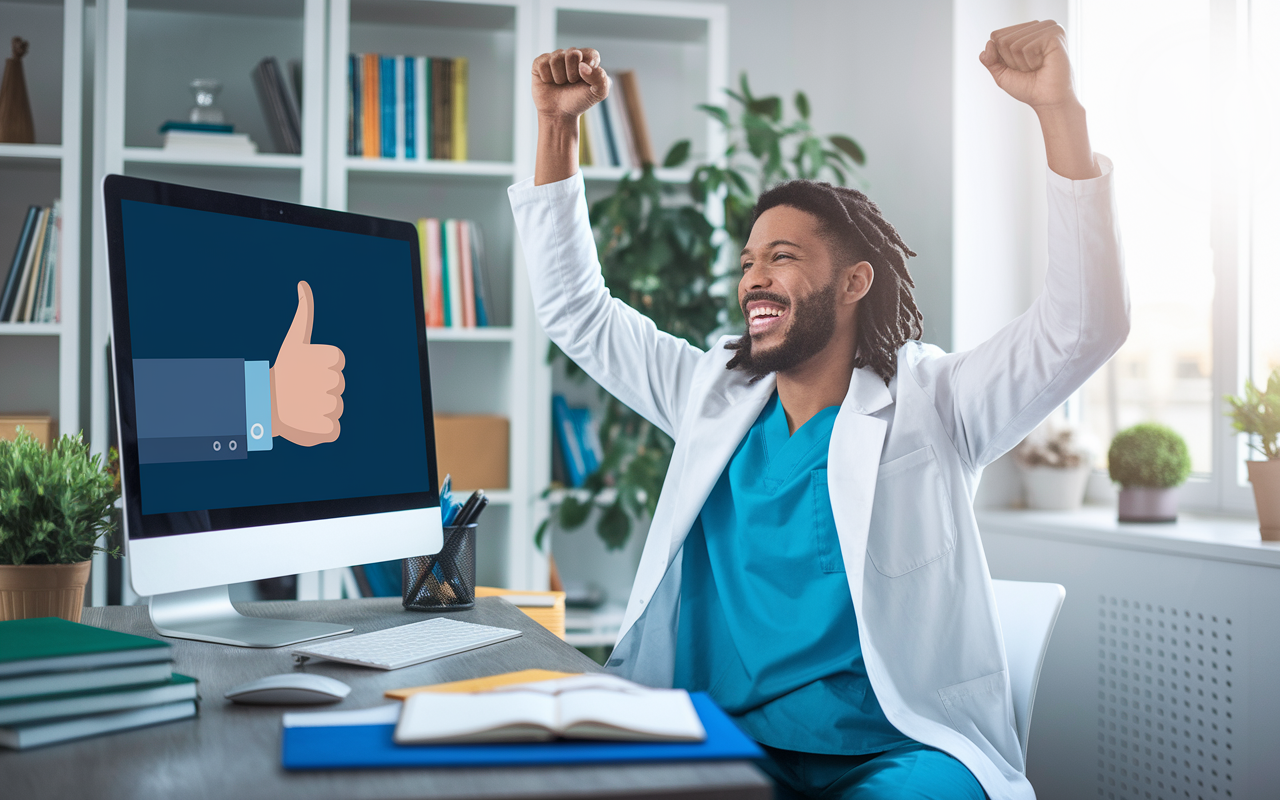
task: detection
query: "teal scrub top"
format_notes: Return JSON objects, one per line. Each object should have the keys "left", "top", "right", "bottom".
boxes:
{"left": 673, "top": 392, "right": 912, "bottom": 755}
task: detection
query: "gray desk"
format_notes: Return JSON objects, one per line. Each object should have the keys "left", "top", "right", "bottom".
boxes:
{"left": 0, "top": 597, "right": 771, "bottom": 800}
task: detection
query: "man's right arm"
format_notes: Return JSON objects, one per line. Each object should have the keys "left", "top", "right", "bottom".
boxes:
{"left": 510, "top": 48, "right": 704, "bottom": 439}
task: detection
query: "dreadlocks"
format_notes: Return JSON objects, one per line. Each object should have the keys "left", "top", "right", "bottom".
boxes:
{"left": 724, "top": 180, "right": 923, "bottom": 385}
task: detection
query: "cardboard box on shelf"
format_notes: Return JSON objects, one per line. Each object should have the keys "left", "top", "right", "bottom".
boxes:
{"left": 0, "top": 416, "right": 56, "bottom": 448}
{"left": 433, "top": 414, "right": 509, "bottom": 491}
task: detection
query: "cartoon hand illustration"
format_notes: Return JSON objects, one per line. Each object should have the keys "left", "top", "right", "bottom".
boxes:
{"left": 270, "top": 281, "right": 346, "bottom": 447}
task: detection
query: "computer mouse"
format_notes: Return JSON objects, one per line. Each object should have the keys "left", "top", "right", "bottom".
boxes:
{"left": 224, "top": 673, "right": 352, "bottom": 705}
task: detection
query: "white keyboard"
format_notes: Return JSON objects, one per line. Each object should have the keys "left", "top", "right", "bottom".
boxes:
{"left": 291, "top": 618, "right": 522, "bottom": 670}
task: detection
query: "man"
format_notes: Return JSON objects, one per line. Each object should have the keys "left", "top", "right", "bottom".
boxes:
{"left": 509, "top": 20, "right": 1128, "bottom": 800}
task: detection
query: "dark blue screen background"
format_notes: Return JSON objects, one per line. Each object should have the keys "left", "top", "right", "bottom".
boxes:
{"left": 121, "top": 200, "right": 432, "bottom": 515}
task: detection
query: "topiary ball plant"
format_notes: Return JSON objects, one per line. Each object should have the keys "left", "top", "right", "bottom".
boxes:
{"left": 1107, "top": 423, "right": 1192, "bottom": 489}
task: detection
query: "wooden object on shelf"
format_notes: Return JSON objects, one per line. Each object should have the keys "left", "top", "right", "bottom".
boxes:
{"left": 0, "top": 415, "right": 56, "bottom": 448}
{"left": 0, "top": 38, "right": 35, "bottom": 144}
{"left": 475, "top": 586, "right": 566, "bottom": 639}
{"left": 434, "top": 414, "right": 509, "bottom": 490}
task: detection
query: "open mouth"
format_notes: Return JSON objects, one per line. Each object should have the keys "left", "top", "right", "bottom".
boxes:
{"left": 746, "top": 300, "right": 789, "bottom": 336}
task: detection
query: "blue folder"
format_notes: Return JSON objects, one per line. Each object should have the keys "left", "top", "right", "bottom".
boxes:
{"left": 282, "top": 692, "right": 763, "bottom": 770}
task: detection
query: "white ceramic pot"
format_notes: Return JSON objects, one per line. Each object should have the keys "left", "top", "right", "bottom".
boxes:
{"left": 1021, "top": 465, "right": 1091, "bottom": 511}
{"left": 1117, "top": 487, "right": 1179, "bottom": 523}
{"left": 1246, "top": 460, "right": 1280, "bottom": 541}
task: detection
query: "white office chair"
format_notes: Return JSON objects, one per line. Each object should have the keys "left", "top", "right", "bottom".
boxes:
{"left": 991, "top": 579, "right": 1066, "bottom": 765}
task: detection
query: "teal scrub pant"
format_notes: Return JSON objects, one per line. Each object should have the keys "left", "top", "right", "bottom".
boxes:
{"left": 758, "top": 742, "right": 988, "bottom": 799}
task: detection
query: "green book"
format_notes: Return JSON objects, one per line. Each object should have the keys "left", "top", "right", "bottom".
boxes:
{"left": 0, "top": 661, "right": 173, "bottom": 701}
{"left": 0, "top": 699, "right": 196, "bottom": 750}
{"left": 0, "top": 617, "right": 171, "bottom": 679}
{"left": 0, "top": 674, "right": 197, "bottom": 727}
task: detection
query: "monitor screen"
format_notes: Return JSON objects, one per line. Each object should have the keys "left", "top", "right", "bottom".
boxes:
{"left": 104, "top": 176, "right": 440, "bottom": 550}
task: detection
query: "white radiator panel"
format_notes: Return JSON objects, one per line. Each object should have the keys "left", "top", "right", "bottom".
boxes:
{"left": 979, "top": 516, "right": 1279, "bottom": 800}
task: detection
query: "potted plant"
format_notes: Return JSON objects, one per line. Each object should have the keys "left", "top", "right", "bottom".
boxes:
{"left": 1107, "top": 423, "right": 1191, "bottom": 523}
{"left": 0, "top": 429, "right": 120, "bottom": 622}
{"left": 1226, "top": 368, "right": 1280, "bottom": 540}
{"left": 1015, "top": 423, "right": 1091, "bottom": 511}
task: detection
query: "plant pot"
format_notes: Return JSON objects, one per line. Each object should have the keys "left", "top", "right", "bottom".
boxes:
{"left": 0, "top": 561, "right": 92, "bottom": 622}
{"left": 1020, "top": 465, "right": 1091, "bottom": 511}
{"left": 1117, "top": 487, "right": 1179, "bottom": 523}
{"left": 1247, "top": 460, "right": 1280, "bottom": 541}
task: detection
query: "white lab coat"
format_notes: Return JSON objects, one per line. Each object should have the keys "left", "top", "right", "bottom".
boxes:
{"left": 508, "top": 156, "right": 1127, "bottom": 800}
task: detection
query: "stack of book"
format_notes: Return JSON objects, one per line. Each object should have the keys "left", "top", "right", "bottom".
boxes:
{"left": 0, "top": 202, "right": 61, "bottom": 323}
{"left": 416, "top": 218, "right": 490, "bottom": 328}
{"left": 552, "top": 396, "right": 604, "bottom": 488}
{"left": 252, "top": 56, "right": 303, "bottom": 155}
{"left": 347, "top": 54, "right": 468, "bottom": 160}
{"left": 158, "top": 121, "right": 258, "bottom": 157}
{"left": 579, "top": 70, "right": 655, "bottom": 170}
{"left": 0, "top": 617, "right": 198, "bottom": 750}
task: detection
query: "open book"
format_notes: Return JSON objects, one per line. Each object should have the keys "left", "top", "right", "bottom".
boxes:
{"left": 393, "top": 674, "right": 706, "bottom": 745}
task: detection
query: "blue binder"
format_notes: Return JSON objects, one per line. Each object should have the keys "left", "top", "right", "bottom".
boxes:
{"left": 281, "top": 692, "right": 762, "bottom": 770}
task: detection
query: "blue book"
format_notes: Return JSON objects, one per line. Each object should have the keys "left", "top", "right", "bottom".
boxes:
{"left": 349, "top": 54, "right": 361, "bottom": 156}
{"left": 404, "top": 56, "right": 416, "bottom": 159}
{"left": 0, "top": 206, "right": 40, "bottom": 321}
{"left": 281, "top": 692, "right": 762, "bottom": 770}
{"left": 571, "top": 408, "right": 601, "bottom": 476}
{"left": 552, "top": 396, "right": 586, "bottom": 488}
{"left": 597, "top": 97, "right": 620, "bottom": 167}
{"left": 380, "top": 55, "right": 396, "bottom": 158}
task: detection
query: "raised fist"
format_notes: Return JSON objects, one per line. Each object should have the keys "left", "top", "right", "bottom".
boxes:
{"left": 980, "top": 21, "right": 1076, "bottom": 110}
{"left": 531, "top": 47, "right": 609, "bottom": 120}
{"left": 270, "top": 281, "right": 345, "bottom": 447}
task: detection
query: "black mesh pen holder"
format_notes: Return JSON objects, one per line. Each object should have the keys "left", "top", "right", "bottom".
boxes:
{"left": 402, "top": 524, "right": 477, "bottom": 611}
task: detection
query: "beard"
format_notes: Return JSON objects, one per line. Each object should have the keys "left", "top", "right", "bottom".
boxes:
{"left": 727, "top": 280, "right": 840, "bottom": 381}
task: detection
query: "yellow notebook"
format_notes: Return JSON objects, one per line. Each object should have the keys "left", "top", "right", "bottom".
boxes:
{"left": 385, "top": 668, "right": 579, "bottom": 700}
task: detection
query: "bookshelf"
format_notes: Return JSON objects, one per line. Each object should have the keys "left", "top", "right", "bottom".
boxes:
{"left": 536, "top": 0, "right": 728, "bottom": 613}
{"left": 0, "top": 0, "right": 83, "bottom": 509}
{"left": 88, "top": 0, "right": 328, "bottom": 604}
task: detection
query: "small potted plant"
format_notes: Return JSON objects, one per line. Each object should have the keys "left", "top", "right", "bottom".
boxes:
{"left": 1015, "top": 423, "right": 1091, "bottom": 510}
{"left": 0, "top": 429, "right": 120, "bottom": 622}
{"left": 1108, "top": 423, "right": 1191, "bottom": 522}
{"left": 1226, "top": 368, "right": 1280, "bottom": 540}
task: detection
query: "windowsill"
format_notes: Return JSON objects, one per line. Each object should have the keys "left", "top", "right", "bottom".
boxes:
{"left": 976, "top": 506, "right": 1279, "bottom": 568}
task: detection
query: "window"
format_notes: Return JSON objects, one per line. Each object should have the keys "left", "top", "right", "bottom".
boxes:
{"left": 1072, "top": 0, "right": 1267, "bottom": 512}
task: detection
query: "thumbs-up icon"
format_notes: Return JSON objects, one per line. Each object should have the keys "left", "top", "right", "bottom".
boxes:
{"left": 270, "top": 281, "right": 346, "bottom": 446}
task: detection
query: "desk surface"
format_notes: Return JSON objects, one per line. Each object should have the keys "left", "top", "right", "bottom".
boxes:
{"left": 0, "top": 597, "right": 771, "bottom": 800}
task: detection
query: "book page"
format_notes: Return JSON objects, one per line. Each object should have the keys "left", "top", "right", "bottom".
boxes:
{"left": 395, "top": 690, "right": 558, "bottom": 744}
{"left": 557, "top": 689, "right": 706, "bottom": 742}
{"left": 488, "top": 673, "right": 648, "bottom": 697}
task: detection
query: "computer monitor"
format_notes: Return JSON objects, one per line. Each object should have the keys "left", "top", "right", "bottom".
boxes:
{"left": 102, "top": 175, "right": 443, "bottom": 648}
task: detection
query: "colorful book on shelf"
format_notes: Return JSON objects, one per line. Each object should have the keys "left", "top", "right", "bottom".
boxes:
{"left": 552, "top": 395, "right": 587, "bottom": 488}
{"left": 362, "top": 53, "right": 380, "bottom": 158}
{"left": 416, "top": 56, "right": 430, "bottom": 159}
{"left": 432, "top": 57, "right": 451, "bottom": 160}
{"left": 617, "top": 71, "right": 655, "bottom": 166}
{"left": 380, "top": 55, "right": 396, "bottom": 158}
{"left": 596, "top": 95, "right": 621, "bottom": 167}
{"left": 251, "top": 57, "right": 301, "bottom": 155}
{"left": 0, "top": 205, "right": 40, "bottom": 321}
{"left": 348, "top": 54, "right": 361, "bottom": 156}
{"left": 413, "top": 219, "right": 490, "bottom": 329}
{"left": 608, "top": 82, "right": 639, "bottom": 168}
{"left": 452, "top": 57, "right": 468, "bottom": 161}
{"left": 404, "top": 55, "right": 417, "bottom": 159}
{"left": 157, "top": 121, "right": 234, "bottom": 135}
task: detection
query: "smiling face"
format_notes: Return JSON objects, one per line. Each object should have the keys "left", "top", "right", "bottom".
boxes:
{"left": 732, "top": 205, "right": 872, "bottom": 379}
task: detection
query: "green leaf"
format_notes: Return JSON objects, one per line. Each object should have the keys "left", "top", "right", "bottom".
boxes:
{"left": 534, "top": 518, "right": 550, "bottom": 551}
{"left": 557, "top": 494, "right": 592, "bottom": 530}
{"left": 663, "top": 139, "right": 691, "bottom": 168}
{"left": 746, "top": 96, "right": 782, "bottom": 122}
{"left": 697, "top": 104, "right": 731, "bottom": 127}
{"left": 596, "top": 501, "right": 631, "bottom": 550}
{"left": 727, "top": 168, "right": 753, "bottom": 197}
{"left": 829, "top": 135, "right": 866, "bottom": 166}
{"left": 739, "top": 72, "right": 754, "bottom": 102}
{"left": 795, "top": 91, "right": 810, "bottom": 120}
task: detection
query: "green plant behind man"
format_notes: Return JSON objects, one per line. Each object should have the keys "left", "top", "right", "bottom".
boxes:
{"left": 0, "top": 430, "right": 121, "bottom": 565}
{"left": 543, "top": 74, "right": 866, "bottom": 550}
{"left": 1107, "top": 423, "right": 1192, "bottom": 490}
{"left": 1225, "top": 368, "right": 1280, "bottom": 460}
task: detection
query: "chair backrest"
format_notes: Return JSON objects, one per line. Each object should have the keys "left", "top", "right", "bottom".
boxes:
{"left": 991, "top": 579, "right": 1066, "bottom": 764}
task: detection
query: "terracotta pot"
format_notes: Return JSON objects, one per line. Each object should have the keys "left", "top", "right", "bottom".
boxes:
{"left": 1247, "top": 460, "right": 1280, "bottom": 541}
{"left": 1118, "top": 487, "right": 1179, "bottom": 523}
{"left": 1021, "top": 465, "right": 1091, "bottom": 511}
{"left": 0, "top": 561, "right": 92, "bottom": 622}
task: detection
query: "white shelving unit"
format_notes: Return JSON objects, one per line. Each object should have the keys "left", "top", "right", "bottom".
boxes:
{"left": 323, "top": 0, "right": 546, "bottom": 594}
{"left": 88, "top": 0, "right": 328, "bottom": 604}
{"left": 536, "top": 0, "right": 727, "bottom": 620}
{"left": 0, "top": 0, "right": 83, "bottom": 471}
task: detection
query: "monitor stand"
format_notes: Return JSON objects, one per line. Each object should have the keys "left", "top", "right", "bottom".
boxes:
{"left": 147, "top": 585, "right": 353, "bottom": 648}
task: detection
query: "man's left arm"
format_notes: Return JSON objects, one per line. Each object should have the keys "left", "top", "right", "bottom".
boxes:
{"left": 926, "top": 21, "right": 1130, "bottom": 468}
